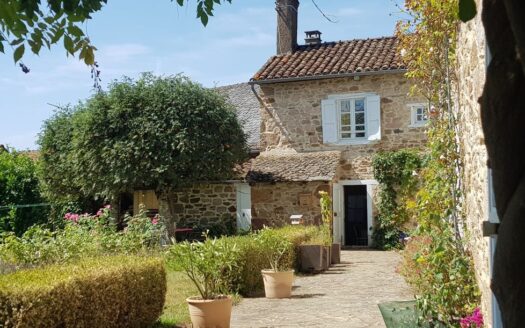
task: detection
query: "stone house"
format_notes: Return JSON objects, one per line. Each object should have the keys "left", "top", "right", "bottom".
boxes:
{"left": 134, "top": 0, "right": 428, "bottom": 246}
{"left": 246, "top": 0, "right": 427, "bottom": 246}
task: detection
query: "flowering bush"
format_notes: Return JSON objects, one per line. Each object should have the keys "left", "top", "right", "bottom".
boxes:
{"left": 460, "top": 308, "right": 484, "bottom": 328}
{"left": 0, "top": 206, "right": 166, "bottom": 271}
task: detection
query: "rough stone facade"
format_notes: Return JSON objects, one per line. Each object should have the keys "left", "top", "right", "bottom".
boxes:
{"left": 456, "top": 1, "right": 494, "bottom": 325}
{"left": 136, "top": 183, "right": 237, "bottom": 228}
{"left": 251, "top": 181, "right": 331, "bottom": 226}
{"left": 257, "top": 73, "right": 427, "bottom": 181}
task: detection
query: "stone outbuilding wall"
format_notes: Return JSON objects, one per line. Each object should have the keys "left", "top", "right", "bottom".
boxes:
{"left": 256, "top": 73, "right": 427, "bottom": 180}
{"left": 250, "top": 181, "right": 330, "bottom": 227}
{"left": 456, "top": 1, "right": 494, "bottom": 325}
{"left": 135, "top": 183, "right": 237, "bottom": 228}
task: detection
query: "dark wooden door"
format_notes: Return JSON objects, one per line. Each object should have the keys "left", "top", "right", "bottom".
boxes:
{"left": 344, "top": 185, "right": 368, "bottom": 246}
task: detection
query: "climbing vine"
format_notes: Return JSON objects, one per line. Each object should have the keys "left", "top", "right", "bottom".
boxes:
{"left": 372, "top": 150, "right": 422, "bottom": 250}
{"left": 395, "top": 0, "right": 481, "bottom": 326}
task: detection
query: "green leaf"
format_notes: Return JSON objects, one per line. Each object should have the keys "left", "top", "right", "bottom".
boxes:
{"left": 13, "top": 44, "right": 25, "bottom": 62}
{"left": 64, "top": 35, "right": 74, "bottom": 55}
{"left": 67, "top": 25, "right": 84, "bottom": 38}
{"left": 0, "top": 42, "right": 4, "bottom": 54}
{"left": 458, "top": 0, "right": 477, "bottom": 23}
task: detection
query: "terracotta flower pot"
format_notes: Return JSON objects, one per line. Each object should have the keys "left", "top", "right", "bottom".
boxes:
{"left": 186, "top": 295, "right": 232, "bottom": 328}
{"left": 261, "top": 269, "right": 294, "bottom": 299}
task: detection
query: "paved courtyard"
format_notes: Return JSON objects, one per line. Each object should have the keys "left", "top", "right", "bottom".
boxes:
{"left": 231, "top": 250, "right": 413, "bottom": 328}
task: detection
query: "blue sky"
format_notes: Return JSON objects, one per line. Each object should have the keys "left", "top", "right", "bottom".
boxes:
{"left": 0, "top": 0, "right": 403, "bottom": 150}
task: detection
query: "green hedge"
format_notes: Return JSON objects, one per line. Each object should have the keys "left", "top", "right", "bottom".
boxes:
{"left": 220, "top": 225, "right": 321, "bottom": 296}
{"left": 0, "top": 256, "right": 166, "bottom": 328}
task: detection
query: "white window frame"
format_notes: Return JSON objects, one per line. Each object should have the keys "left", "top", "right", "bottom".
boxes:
{"left": 337, "top": 97, "right": 367, "bottom": 141}
{"left": 408, "top": 103, "right": 429, "bottom": 127}
{"left": 326, "top": 92, "right": 379, "bottom": 145}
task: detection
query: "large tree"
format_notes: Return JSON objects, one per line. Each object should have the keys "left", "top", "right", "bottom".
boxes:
{"left": 39, "top": 73, "right": 248, "bottom": 230}
{"left": 0, "top": 0, "right": 231, "bottom": 67}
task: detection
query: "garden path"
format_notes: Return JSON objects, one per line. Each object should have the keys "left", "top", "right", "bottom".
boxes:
{"left": 230, "top": 250, "right": 413, "bottom": 328}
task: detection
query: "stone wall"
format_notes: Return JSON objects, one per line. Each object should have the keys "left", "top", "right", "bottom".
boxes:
{"left": 257, "top": 74, "right": 427, "bottom": 180}
{"left": 139, "top": 183, "right": 237, "bottom": 229}
{"left": 456, "top": 1, "right": 493, "bottom": 325}
{"left": 251, "top": 181, "right": 330, "bottom": 226}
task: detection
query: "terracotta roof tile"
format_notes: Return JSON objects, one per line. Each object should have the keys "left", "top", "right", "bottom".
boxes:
{"left": 251, "top": 36, "right": 405, "bottom": 82}
{"left": 247, "top": 150, "right": 341, "bottom": 182}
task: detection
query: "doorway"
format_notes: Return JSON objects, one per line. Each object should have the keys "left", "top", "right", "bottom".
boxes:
{"left": 344, "top": 185, "right": 368, "bottom": 246}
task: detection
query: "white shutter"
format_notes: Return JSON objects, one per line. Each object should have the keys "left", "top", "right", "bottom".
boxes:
{"left": 321, "top": 98, "right": 338, "bottom": 144}
{"left": 366, "top": 94, "right": 381, "bottom": 141}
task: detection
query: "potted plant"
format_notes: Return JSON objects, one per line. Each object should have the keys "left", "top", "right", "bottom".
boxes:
{"left": 319, "top": 191, "right": 341, "bottom": 264}
{"left": 168, "top": 236, "right": 238, "bottom": 328}
{"left": 257, "top": 228, "right": 294, "bottom": 299}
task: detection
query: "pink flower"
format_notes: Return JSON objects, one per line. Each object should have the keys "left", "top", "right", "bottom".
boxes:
{"left": 64, "top": 212, "right": 79, "bottom": 223}
{"left": 460, "top": 308, "right": 484, "bottom": 328}
{"left": 151, "top": 218, "right": 159, "bottom": 225}
{"left": 104, "top": 204, "right": 111, "bottom": 209}
{"left": 96, "top": 210, "right": 103, "bottom": 216}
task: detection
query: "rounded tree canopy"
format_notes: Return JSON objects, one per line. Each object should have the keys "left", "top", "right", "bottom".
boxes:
{"left": 39, "top": 73, "right": 248, "bottom": 200}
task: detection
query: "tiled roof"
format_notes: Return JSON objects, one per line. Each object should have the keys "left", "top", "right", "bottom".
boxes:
{"left": 247, "top": 150, "right": 341, "bottom": 182}
{"left": 251, "top": 36, "right": 405, "bottom": 82}
{"left": 215, "top": 83, "right": 261, "bottom": 149}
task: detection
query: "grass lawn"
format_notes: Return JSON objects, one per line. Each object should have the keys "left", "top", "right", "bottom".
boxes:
{"left": 156, "top": 270, "right": 199, "bottom": 327}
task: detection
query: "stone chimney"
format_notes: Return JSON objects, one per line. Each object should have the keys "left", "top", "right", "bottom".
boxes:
{"left": 305, "top": 30, "right": 322, "bottom": 45}
{"left": 276, "top": 0, "right": 299, "bottom": 55}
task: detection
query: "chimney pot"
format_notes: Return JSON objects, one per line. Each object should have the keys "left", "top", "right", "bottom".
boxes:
{"left": 305, "top": 30, "right": 322, "bottom": 45}
{"left": 276, "top": 0, "right": 299, "bottom": 55}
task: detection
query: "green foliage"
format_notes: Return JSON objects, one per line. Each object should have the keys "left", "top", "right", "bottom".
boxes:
{"left": 255, "top": 227, "right": 293, "bottom": 272}
{"left": 0, "top": 207, "right": 166, "bottom": 272}
{"left": 319, "top": 191, "right": 334, "bottom": 245}
{"left": 0, "top": 149, "right": 48, "bottom": 235}
{"left": 0, "top": 255, "right": 166, "bottom": 328}
{"left": 0, "top": 0, "right": 231, "bottom": 66}
{"left": 38, "top": 74, "right": 248, "bottom": 209}
{"left": 372, "top": 149, "right": 422, "bottom": 249}
{"left": 396, "top": 0, "right": 481, "bottom": 325}
{"left": 167, "top": 225, "right": 322, "bottom": 297}
{"left": 167, "top": 236, "right": 239, "bottom": 300}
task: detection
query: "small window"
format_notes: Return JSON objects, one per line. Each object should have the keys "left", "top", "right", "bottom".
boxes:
{"left": 338, "top": 98, "right": 367, "bottom": 140}
{"left": 409, "top": 104, "right": 429, "bottom": 126}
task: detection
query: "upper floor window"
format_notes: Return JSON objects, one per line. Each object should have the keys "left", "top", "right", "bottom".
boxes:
{"left": 339, "top": 98, "right": 366, "bottom": 140}
{"left": 321, "top": 93, "right": 381, "bottom": 145}
{"left": 409, "top": 104, "right": 429, "bottom": 127}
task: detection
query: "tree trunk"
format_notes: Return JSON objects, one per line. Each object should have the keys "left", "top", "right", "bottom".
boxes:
{"left": 156, "top": 189, "right": 178, "bottom": 239}
{"left": 481, "top": 0, "right": 525, "bottom": 326}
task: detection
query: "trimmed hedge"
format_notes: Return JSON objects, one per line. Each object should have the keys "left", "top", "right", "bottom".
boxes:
{"left": 220, "top": 225, "right": 321, "bottom": 295}
{"left": 0, "top": 256, "right": 166, "bottom": 328}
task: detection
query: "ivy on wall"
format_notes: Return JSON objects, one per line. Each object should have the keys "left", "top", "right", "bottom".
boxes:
{"left": 395, "top": 0, "right": 482, "bottom": 326}
{"left": 372, "top": 150, "right": 422, "bottom": 250}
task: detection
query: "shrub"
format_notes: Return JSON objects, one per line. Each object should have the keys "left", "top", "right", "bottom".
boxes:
{"left": 256, "top": 227, "right": 293, "bottom": 272}
{"left": 0, "top": 207, "right": 166, "bottom": 271}
{"left": 0, "top": 149, "right": 48, "bottom": 236}
{"left": 0, "top": 256, "right": 166, "bottom": 328}
{"left": 220, "top": 225, "right": 321, "bottom": 295}
{"left": 372, "top": 149, "right": 422, "bottom": 249}
{"left": 167, "top": 236, "right": 239, "bottom": 300}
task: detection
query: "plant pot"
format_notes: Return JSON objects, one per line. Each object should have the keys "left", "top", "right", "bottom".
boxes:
{"left": 299, "top": 244, "right": 323, "bottom": 272}
{"left": 331, "top": 243, "right": 341, "bottom": 264}
{"left": 187, "top": 295, "right": 232, "bottom": 328}
{"left": 261, "top": 269, "right": 294, "bottom": 299}
{"left": 321, "top": 246, "right": 330, "bottom": 270}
